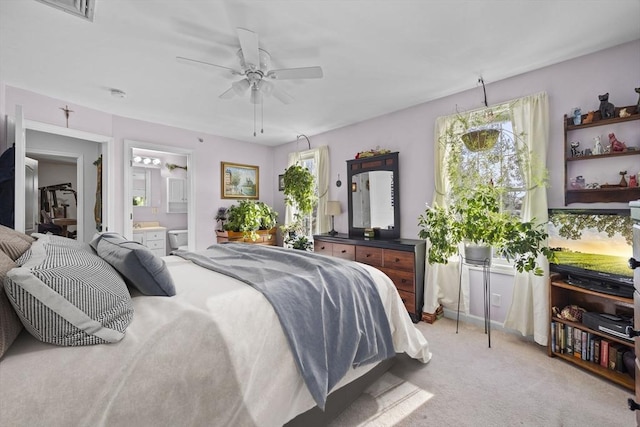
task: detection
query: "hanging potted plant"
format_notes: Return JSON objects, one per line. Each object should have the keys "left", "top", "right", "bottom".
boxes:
{"left": 281, "top": 164, "right": 316, "bottom": 250}
{"left": 216, "top": 200, "right": 278, "bottom": 244}
{"left": 418, "top": 109, "right": 554, "bottom": 274}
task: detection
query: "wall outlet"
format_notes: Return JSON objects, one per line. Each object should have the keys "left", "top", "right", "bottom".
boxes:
{"left": 491, "top": 293, "right": 501, "bottom": 307}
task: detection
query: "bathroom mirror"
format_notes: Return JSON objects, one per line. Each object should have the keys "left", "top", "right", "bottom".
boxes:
{"left": 132, "top": 167, "right": 151, "bottom": 207}
{"left": 347, "top": 152, "right": 400, "bottom": 239}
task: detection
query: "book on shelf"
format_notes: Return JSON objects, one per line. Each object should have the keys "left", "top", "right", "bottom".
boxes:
{"left": 593, "top": 338, "right": 601, "bottom": 365}
{"left": 600, "top": 339, "right": 610, "bottom": 368}
{"left": 581, "top": 330, "right": 588, "bottom": 361}
{"left": 574, "top": 327, "right": 582, "bottom": 359}
{"left": 565, "top": 325, "right": 573, "bottom": 355}
{"left": 550, "top": 321, "right": 556, "bottom": 353}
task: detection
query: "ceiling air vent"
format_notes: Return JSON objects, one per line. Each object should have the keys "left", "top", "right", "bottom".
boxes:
{"left": 34, "top": 0, "right": 95, "bottom": 22}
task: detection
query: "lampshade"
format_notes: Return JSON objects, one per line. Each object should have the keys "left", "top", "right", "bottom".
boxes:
{"left": 326, "top": 201, "right": 342, "bottom": 216}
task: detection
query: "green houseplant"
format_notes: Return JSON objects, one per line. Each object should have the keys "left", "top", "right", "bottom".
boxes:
{"left": 281, "top": 164, "right": 316, "bottom": 250}
{"left": 217, "top": 200, "right": 278, "bottom": 242}
{"left": 418, "top": 184, "right": 554, "bottom": 275}
{"left": 418, "top": 111, "right": 553, "bottom": 275}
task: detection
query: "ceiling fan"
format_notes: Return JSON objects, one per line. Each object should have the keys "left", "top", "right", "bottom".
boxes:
{"left": 177, "top": 27, "right": 323, "bottom": 107}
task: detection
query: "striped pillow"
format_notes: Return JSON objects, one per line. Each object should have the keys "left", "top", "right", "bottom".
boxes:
{"left": 3, "top": 234, "right": 134, "bottom": 346}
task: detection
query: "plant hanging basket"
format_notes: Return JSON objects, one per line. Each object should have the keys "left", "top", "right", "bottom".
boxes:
{"left": 461, "top": 129, "right": 500, "bottom": 152}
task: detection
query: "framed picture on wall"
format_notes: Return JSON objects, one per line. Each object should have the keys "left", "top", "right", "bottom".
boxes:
{"left": 221, "top": 162, "right": 259, "bottom": 199}
{"left": 278, "top": 174, "right": 285, "bottom": 191}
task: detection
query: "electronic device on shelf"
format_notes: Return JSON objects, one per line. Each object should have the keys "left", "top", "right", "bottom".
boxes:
{"left": 582, "top": 312, "right": 633, "bottom": 342}
{"left": 548, "top": 208, "right": 634, "bottom": 299}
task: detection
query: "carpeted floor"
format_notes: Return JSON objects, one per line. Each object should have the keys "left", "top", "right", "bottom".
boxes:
{"left": 330, "top": 317, "right": 634, "bottom": 427}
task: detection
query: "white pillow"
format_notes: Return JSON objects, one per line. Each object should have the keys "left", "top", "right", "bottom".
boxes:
{"left": 3, "top": 234, "right": 134, "bottom": 346}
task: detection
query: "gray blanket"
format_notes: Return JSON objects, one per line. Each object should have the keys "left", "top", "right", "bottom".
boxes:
{"left": 173, "top": 243, "right": 395, "bottom": 409}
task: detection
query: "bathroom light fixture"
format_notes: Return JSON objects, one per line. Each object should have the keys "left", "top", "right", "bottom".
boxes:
{"left": 133, "top": 156, "right": 162, "bottom": 167}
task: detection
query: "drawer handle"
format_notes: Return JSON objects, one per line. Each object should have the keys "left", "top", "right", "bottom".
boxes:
{"left": 366, "top": 253, "right": 372, "bottom": 257}
{"left": 341, "top": 249, "right": 347, "bottom": 253}
{"left": 629, "top": 398, "right": 640, "bottom": 411}
{"left": 321, "top": 246, "right": 325, "bottom": 250}
{"left": 395, "top": 258, "right": 400, "bottom": 262}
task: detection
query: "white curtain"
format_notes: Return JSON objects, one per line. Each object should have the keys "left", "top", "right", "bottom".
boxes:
{"left": 284, "top": 145, "right": 330, "bottom": 235}
{"left": 423, "top": 116, "right": 464, "bottom": 315}
{"left": 503, "top": 92, "right": 550, "bottom": 345}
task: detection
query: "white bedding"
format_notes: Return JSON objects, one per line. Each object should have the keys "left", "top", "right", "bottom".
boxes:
{"left": 0, "top": 255, "right": 431, "bottom": 427}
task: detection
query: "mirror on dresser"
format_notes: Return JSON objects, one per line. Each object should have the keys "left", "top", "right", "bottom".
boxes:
{"left": 347, "top": 151, "right": 400, "bottom": 239}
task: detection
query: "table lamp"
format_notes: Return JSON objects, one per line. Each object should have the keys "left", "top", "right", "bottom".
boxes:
{"left": 326, "top": 201, "right": 342, "bottom": 236}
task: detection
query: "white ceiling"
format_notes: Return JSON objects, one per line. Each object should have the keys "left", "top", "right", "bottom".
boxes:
{"left": 1, "top": 1, "right": 639, "bottom": 146}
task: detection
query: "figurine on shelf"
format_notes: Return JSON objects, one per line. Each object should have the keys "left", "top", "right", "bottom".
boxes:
{"left": 629, "top": 174, "right": 638, "bottom": 188}
{"left": 619, "top": 107, "right": 631, "bottom": 118}
{"left": 609, "top": 132, "right": 627, "bottom": 152}
{"left": 593, "top": 136, "right": 603, "bottom": 155}
{"left": 571, "top": 107, "right": 582, "bottom": 125}
{"left": 619, "top": 171, "right": 628, "bottom": 187}
{"left": 570, "top": 141, "right": 580, "bottom": 157}
{"left": 598, "top": 93, "right": 615, "bottom": 119}
{"left": 582, "top": 111, "right": 594, "bottom": 124}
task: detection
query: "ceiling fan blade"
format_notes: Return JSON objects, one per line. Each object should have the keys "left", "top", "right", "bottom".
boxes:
{"left": 176, "top": 56, "right": 240, "bottom": 74}
{"left": 267, "top": 66, "right": 323, "bottom": 80}
{"left": 237, "top": 28, "right": 260, "bottom": 69}
{"left": 270, "top": 84, "right": 294, "bottom": 104}
{"left": 219, "top": 86, "right": 237, "bottom": 99}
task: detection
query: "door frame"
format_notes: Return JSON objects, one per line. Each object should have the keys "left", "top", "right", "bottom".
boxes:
{"left": 11, "top": 105, "right": 114, "bottom": 236}
{"left": 123, "top": 139, "right": 195, "bottom": 250}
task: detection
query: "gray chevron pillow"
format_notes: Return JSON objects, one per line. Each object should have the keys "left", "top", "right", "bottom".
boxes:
{"left": 4, "top": 234, "right": 134, "bottom": 346}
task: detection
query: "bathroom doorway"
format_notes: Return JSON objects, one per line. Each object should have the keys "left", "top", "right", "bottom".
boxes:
{"left": 123, "top": 140, "right": 194, "bottom": 251}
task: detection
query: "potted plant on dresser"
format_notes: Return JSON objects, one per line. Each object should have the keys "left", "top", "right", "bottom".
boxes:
{"left": 281, "top": 164, "right": 316, "bottom": 250}
{"left": 215, "top": 200, "right": 278, "bottom": 245}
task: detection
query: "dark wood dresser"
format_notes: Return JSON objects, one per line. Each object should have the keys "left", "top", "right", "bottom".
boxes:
{"left": 313, "top": 233, "right": 425, "bottom": 323}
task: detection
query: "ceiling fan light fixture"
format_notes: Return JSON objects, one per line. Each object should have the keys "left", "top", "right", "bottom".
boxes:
{"left": 250, "top": 87, "right": 263, "bottom": 104}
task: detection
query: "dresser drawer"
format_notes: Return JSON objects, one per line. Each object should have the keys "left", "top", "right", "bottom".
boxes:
{"left": 383, "top": 249, "right": 414, "bottom": 272}
{"left": 333, "top": 243, "right": 355, "bottom": 260}
{"left": 145, "top": 230, "right": 165, "bottom": 241}
{"left": 396, "top": 289, "right": 416, "bottom": 314}
{"left": 150, "top": 248, "right": 165, "bottom": 257}
{"left": 146, "top": 239, "right": 164, "bottom": 250}
{"left": 355, "top": 246, "right": 383, "bottom": 267}
{"left": 381, "top": 268, "right": 415, "bottom": 293}
{"left": 314, "top": 240, "right": 333, "bottom": 256}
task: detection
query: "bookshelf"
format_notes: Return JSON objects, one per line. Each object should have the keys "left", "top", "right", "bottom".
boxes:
{"left": 548, "top": 274, "right": 634, "bottom": 390}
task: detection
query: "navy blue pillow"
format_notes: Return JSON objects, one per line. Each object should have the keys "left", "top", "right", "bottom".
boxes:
{"left": 91, "top": 233, "right": 176, "bottom": 296}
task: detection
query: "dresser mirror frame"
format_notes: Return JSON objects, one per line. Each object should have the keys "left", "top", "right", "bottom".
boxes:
{"left": 347, "top": 152, "right": 400, "bottom": 239}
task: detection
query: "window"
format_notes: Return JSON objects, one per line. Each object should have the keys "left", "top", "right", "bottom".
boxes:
{"left": 284, "top": 145, "right": 329, "bottom": 237}
{"left": 456, "top": 118, "right": 526, "bottom": 215}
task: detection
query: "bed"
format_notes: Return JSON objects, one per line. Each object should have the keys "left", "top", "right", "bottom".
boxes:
{"left": 0, "top": 228, "right": 431, "bottom": 426}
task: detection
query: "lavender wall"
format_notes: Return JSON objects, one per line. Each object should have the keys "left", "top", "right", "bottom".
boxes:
{"left": 274, "top": 39, "right": 640, "bottom": 239}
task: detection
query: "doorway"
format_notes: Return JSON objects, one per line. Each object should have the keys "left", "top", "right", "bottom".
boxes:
{"left": 123, "top": 140, "right": 195, "bottom": 251}
{"left": 11, "top": 105, "right": 114, "bottom": 241}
